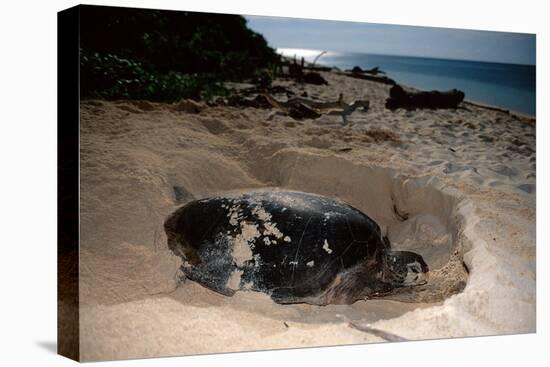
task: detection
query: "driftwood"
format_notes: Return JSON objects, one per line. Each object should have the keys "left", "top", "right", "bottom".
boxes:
{"left": 213, "top": 94, "right": 273, "bottom": 109}
{"left": 303, "top": 65, "right": 334, "bottom": 72}
{"left": 303, "top": 72, "right": 328, "bottom": 85}
{"left": 365, "top": 66, "right": 385, "bottom": 75}
{"left": 347, "top": 65, "right": 386, "bottom": 75}
{"left": 385, "top": 84, "right": 465, "bottom": 110}
{"left": 263, "top": 94, "right": 344, "bottom": 110}
{"left": 263, "top": 93, "right": 369, "bottom": 124}
{"left": 218, "top": 86, "right": 369, "bottom": 123}
{"left": 288, "top": 103, "right": 322, "bottom": 120}
{"left": 462, "top": 100, "right": 510, "bottom": 114}
{"left": 311, "top": 51, "right": 327, "bottom": 68}
{"left": 288, "top": 55, "right": 304, "bottom": 78}
{"left": 287, "top": 56, "right": 329, "bottom": 85}
{"left": 337, "top": 71, "right": 396, "bottom": 85}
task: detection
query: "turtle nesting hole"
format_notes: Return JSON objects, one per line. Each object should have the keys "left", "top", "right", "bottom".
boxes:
{"left": 171, "top": 149, "right": 470, "bottom": 325}
{"left": 251, "top": 150, "right": 469, "bottom": 305}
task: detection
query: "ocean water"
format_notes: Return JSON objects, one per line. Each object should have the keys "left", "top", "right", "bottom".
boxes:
{"left": 278, "top": 49, "right": 536, "bottom": 115}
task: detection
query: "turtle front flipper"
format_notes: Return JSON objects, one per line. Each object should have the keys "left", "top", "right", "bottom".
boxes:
{"left": 270, "top": 287, "right": 319, "bottom": 305}
{"left": 312, "top": 263, "right": 395, "bottom": 305}
{"left": 363, "top": 280, "right": 395, "bottom": 299}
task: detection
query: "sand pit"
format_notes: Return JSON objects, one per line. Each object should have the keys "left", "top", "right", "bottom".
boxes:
{"left": 77, "top": 71, "right": 535, "bottom": 361}
{"left": 239, "top": 149, "right": 469, "bottom": 303}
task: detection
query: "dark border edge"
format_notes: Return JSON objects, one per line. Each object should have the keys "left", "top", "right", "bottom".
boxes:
{"left": 57, "top": 4, "right": 80, "bottom": 362}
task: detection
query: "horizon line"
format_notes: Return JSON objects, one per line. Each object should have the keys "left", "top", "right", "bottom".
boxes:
{"left": 275, "top": 47, "right": 536, "bottom": 67}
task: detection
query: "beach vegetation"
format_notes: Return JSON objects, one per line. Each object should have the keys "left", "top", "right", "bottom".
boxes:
{"left": 79, "top": 6, "right": 280, "bottom": 101}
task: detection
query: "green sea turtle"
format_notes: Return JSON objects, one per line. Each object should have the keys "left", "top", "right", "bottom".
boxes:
{"left": 164, "top": 190, "right": 428, "bottom": 305}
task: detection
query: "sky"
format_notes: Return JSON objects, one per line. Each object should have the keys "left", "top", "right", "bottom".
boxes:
{"left": 245, "top": 16, "right": 536, "bottom": 65}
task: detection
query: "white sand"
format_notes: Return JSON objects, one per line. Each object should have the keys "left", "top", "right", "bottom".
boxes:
{"left": 77, "top": 71, "right": 535, "bottom": 361}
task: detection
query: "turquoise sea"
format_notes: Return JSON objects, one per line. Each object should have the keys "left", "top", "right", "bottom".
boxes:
{"left": 278, "top": 49, "right": 536, "bottom": 115}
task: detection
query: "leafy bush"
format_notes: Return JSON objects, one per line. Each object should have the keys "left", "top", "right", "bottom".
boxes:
{"left": 80, "top": 49, "right": 227, "bottom": 101}
{"left": 79, "top": 6, "right": 280, "bottom": 101}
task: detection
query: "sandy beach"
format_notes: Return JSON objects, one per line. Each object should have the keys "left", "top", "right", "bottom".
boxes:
{"left": 76, "top": 70, "right": 535, "bottom": 361}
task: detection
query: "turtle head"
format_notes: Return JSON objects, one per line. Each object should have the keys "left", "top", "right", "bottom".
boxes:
{"left": 384, "top": 251, "right": 429, "bottom": 287}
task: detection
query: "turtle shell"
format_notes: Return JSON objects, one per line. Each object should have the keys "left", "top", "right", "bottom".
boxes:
{"left": 164, "top": 190, "right": 388, "bottom": 303}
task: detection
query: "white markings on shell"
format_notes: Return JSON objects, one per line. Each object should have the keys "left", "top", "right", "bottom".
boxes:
{"left": 253, "top": 253, "right": 261, "bottom": 263}
{"left": 227, "top": 205, "right": 242, "bottom": 227}
{"left": 232, "top": 221, "right": 259, "bottom": 266}
{"left": 223, "top": 200, "right": 293, "bottom": 285}
{"left": 306, "top": 260, "right": 314, "bottom": 267}
{"left": 263, "top": 221, "right": 283, "bottom": 240}
{"left": 252, "top": 205, "right": 284, "bottom": 242}
{"left": 226, "top": 269, "right": 243, "bottom": 290}
{"left": 323, "top": 239, "right": 333, "bottom": 254}
{"left": 226, "top": 203, "right": 257, "bottom": 266}
{"left": 253, "top": 206, "right": 271, "bottom": 221}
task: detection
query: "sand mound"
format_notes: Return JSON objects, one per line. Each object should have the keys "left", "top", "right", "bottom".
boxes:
{"left": 77, "top": 70, "right": 535, "bottom": 361}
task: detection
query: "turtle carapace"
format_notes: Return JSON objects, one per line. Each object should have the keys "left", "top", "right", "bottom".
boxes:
{"left": 164, "top": 190, "right": 428, "bottom": 305}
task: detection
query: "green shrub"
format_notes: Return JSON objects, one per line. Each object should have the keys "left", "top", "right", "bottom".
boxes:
{"left": 80, "top": 49, "right": 228, "bottom": 101}
{"left": 79, "top": 6, "right": 280, "bottom": 101}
